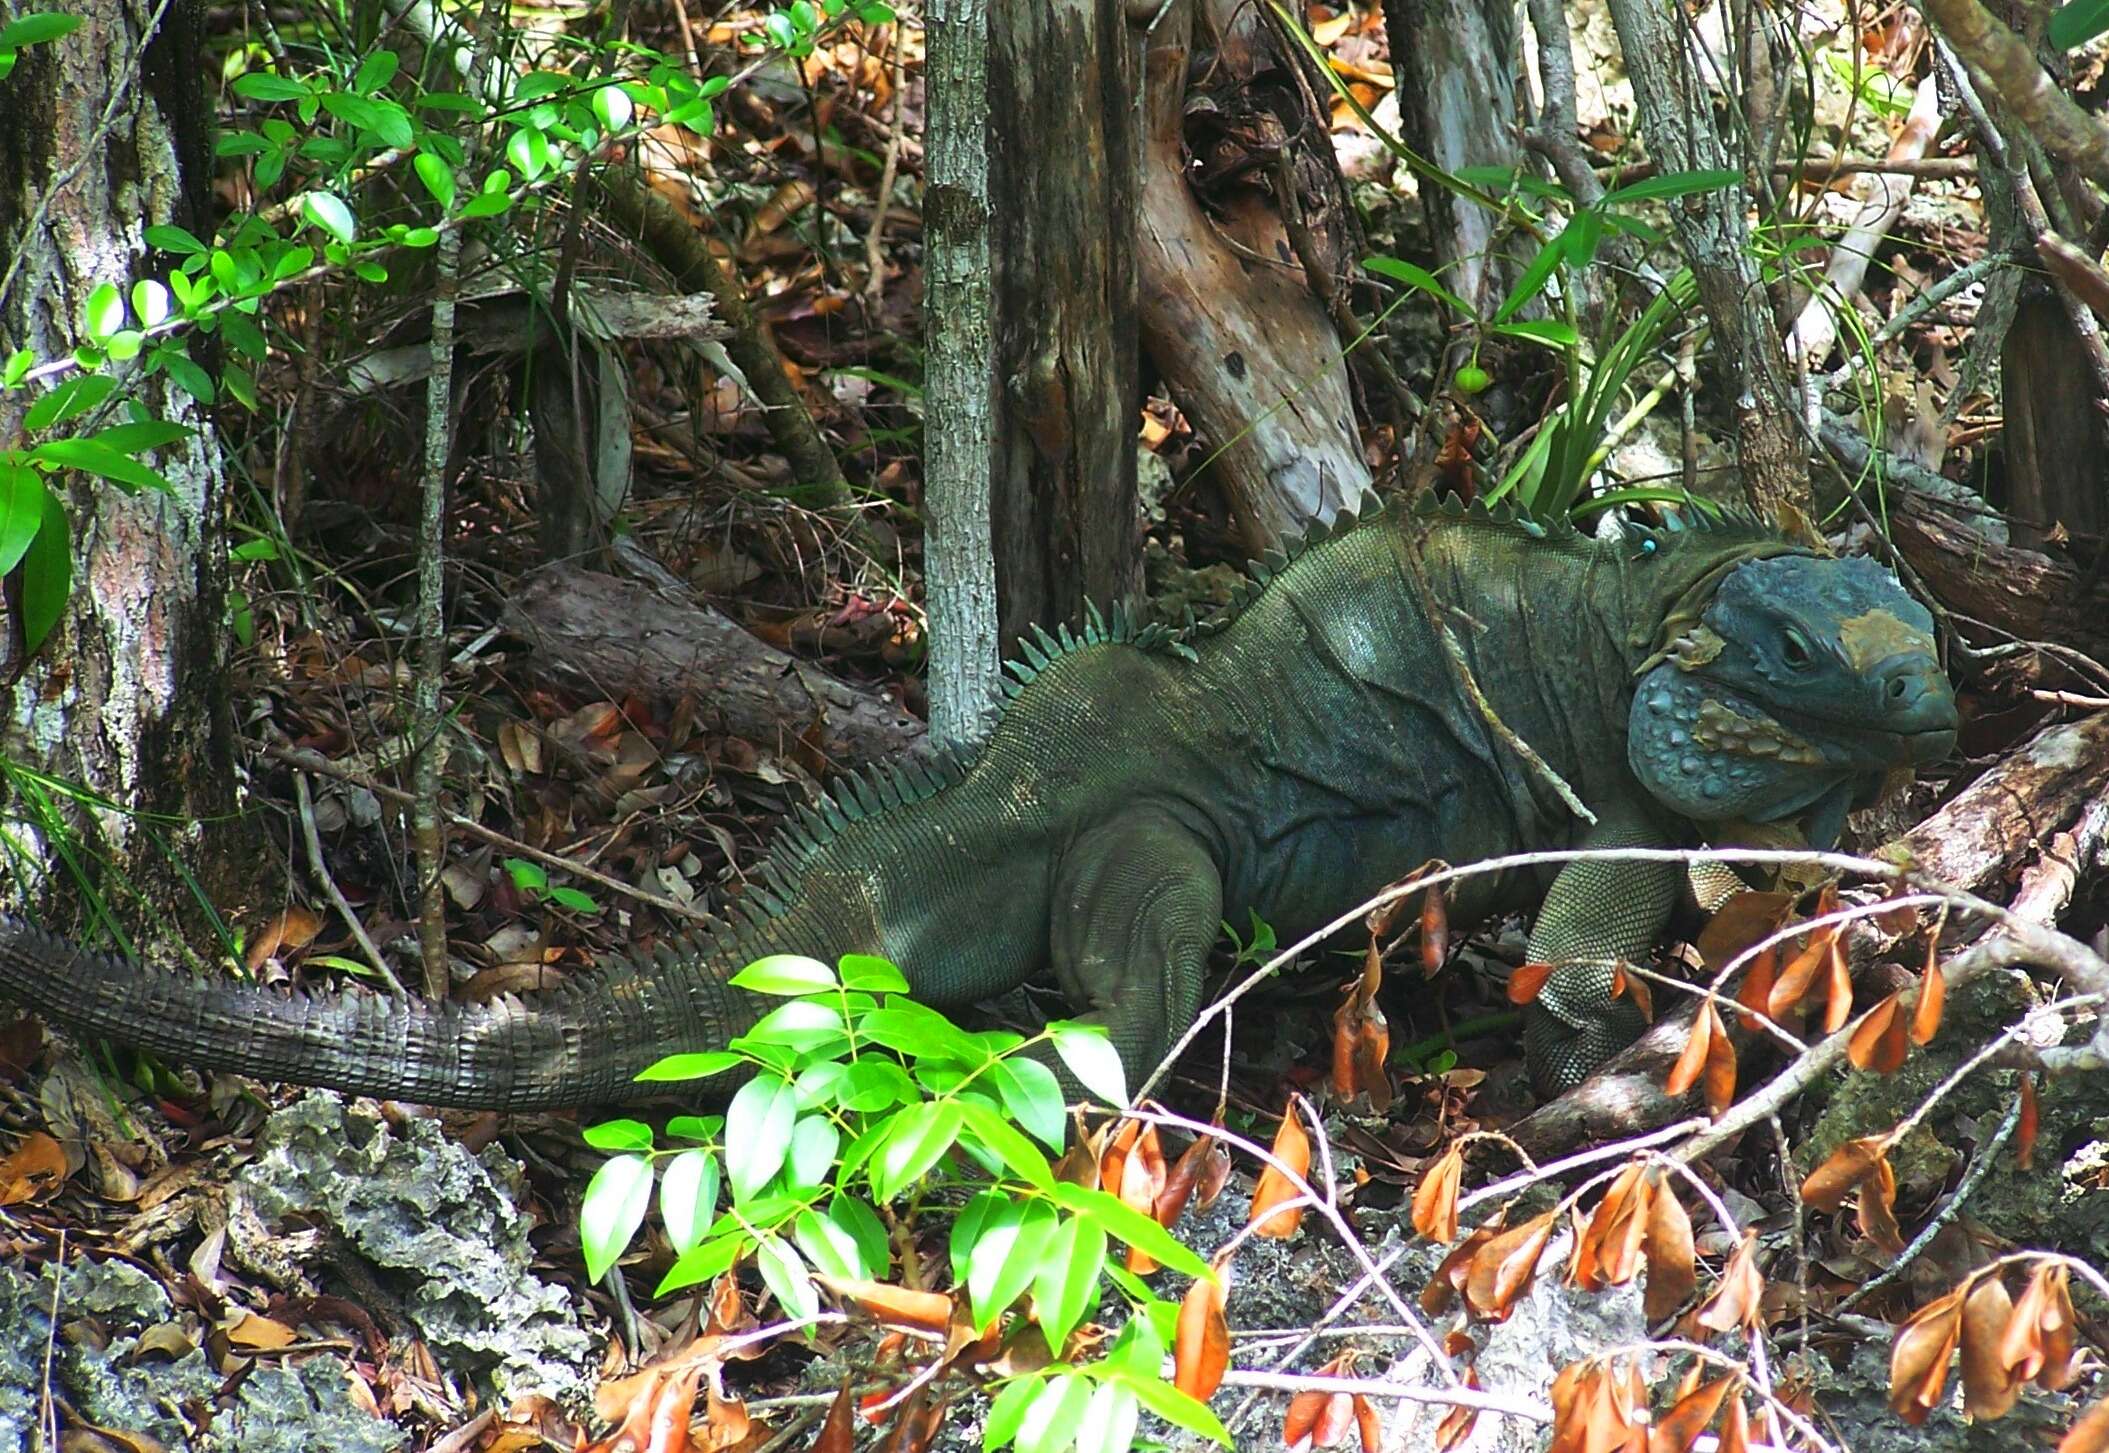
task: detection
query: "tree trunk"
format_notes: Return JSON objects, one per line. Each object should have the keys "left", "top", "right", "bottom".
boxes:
{"left": 923, "top": 0, "right": 1004, "bottom": 749}
{"left": 1135, "top": 0, "right": 1371, "bottom": 547}
{"left": 0, "top": 0, "right": 241, "bottom": 937}
{"left": 988, "top": 0, "right": 1144, "bottom": 656}
{"left": 1382, "top": 0, "right": 1529, "bottom": 317}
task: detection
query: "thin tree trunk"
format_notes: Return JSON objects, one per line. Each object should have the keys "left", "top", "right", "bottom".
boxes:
{"left": 0, "top": 0, "right": 241, "bottom": 937}
{"left": 924, "top": 0, "right": 1003, "bottom": 749}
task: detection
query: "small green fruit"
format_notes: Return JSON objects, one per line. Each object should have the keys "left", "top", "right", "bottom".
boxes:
{"left": 1453, "top": 365, "right": 1490, "bottom": 395}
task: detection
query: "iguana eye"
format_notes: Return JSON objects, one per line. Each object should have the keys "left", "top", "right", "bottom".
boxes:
{"left": 1781, "top": 630, "right": 1813, "bottom": 668}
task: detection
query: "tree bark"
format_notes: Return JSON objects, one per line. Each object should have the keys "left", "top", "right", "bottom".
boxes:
{"left": 987, "top": 0, "right": 1144, "bottom": 656}
{"left": 923, "top": 0, "right": 1004, "bottom": 749}
{"left": 0, "top": 0, "right": 242, "bottom": 939}
{"left": 1136, "top": 0, "right": 1370, "bottom": 547}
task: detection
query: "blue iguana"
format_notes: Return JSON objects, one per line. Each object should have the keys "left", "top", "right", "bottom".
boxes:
{"left": 0, "top": 497, "right": 1957, "bottom": 1105}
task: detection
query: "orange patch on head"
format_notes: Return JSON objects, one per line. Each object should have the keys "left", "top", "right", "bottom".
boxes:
{"left": 1837, "top": 609, "right": 1934, "bottom": 672}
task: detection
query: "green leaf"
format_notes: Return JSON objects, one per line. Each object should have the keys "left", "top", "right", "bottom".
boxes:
{"left": 1075, "top": 1380, "right": 1139, "bottom": 1453}
{"left": 787, "top": 1114, "right": 840, "bottom": 1186}
{"left": 950, "top": 1189, "right": 1004, "bottom": 1286}
{"left": 636, "top": 1049, "right": 743, "bottom": 1083}
{"left": 984, "top": 1375, "right": 1046, "bottom": 1451}
{"left": 30, "top": 438, "right": 175, "bottom": 494}
{"left": 968, "top": 1199, "right": 1055, "bottom": 1332}
{"left": 838, "top": 1057, "right": 917, "bottom": 1112}
{"left": 957, "top": 1100, "right": 1056, "bottom": 1191}
{"left": 232, "top": 71, "right": 312, "bottom": 103}
{"left": 592, "top": 83, "right": 634, "bottom": 133}
{"left": 1599, "top": 167, "right": 1741, "bottom": 206}
{"left": 300, "top": 191, "right": 357, "bottom": 245}
{"left": 1050, "top": 1184, "right": 1209, "bottom": 1280}
{"left": 1018, "top": 1373, "right": 1092, "bottom": 1453}
{"left": 1032, "top": 1214, "right": 1105, "bottom": 1353}
{"left": 755, "top": 1234, "right": 820, "bottom": 1323}
{"left": 667, "top": 1113, "right": 724, "bottom": 1142}
{"left": 1488, "top": 318, "right": 1581, "bottom": 350}
{"left": 0, "top": 13, "right": 81, "bottom": 48}
{"left": 731, "top": 953, "right": 838, "bottom": 996}
{"left": 829, "top": 1195, "right": 890, "bottom": 1277}
{"left": 579, "top": 1152, "right": 653, "bottom": 1282}
{"left": 656, "top": 1231, "right": 747, "bottom": 1296}
{"left": 504, "top": 856, "right": 549, "bottom": 891}
{"left": 157, "top": 348, "right": 213, "bottom": 403}
{"left": 859, "top": 1002, "right": 983, "bottom": 1063}
{"left": 1047, "top": 1023, "right": 1127, "bottom": 1107}
{"left": 0, "top": 466, "right": 44, "bottom": 577}
{"left": 128, "top": 280, "right": 170, "bottom": 329}
{"left": 874, "top": 1099, "right": 964, "bottom": 1202}
{"left": 1113, "top": 1371, "right": 1230, "bottom": 1444}
{"left": 144, "top": 223, "right": 207, "bottom": 256}
{"left": 352, "top": 50, "right": 399, "bottom": 94}
{"left": 26, "top": 372, "right": 118, "bottom": 434}
{"left": 546, "top": 885, "right": 598, "bottom": 913}
{"left": 725, "top": 1074, "right": 797, "bottom": 1200}
{"left": 2, "top": 348, "right": 32, "bottom": 387}
{"left": 414, "top": 151, "right": 457, "bottom": 211}
{"left": 793, "top": 1206, "right": 864, "bottom": 1279}
{"left": 457, "top": 190, "right": 512, "bottom": 220}
{"left": 2052, "top": 0, "right": 2109, "bottom": 46}
{"left": 987, "top": 1055, "right": 1066, "bottom": 1147}
{"left": 582, "top": 1117, "right": 654, "bottom": 1153}
{"left": 89, "top": 420, "right": 190, "bottom": 453}
{"left": 1491, "top": 234, "right": 1565, "bottom": 325}
{"left": 746, "top": 997, "right": 847, "bottom": 1052}
{"left": 1363, "top": 255, "right": 1475, "bottom": 317}
{"left": 838, "top": 953, "right": 909, "bottom": 992}
{"left": 659, "top": 1148, "right": 720, "bottom": 1255}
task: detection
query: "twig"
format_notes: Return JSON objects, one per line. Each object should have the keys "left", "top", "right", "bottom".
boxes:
{"left": 1220, "top": 1368, "right": 1548, "bottom": 1420}
{"left": 259, "top": 742, "right": 712, "bottom": 923}
{"left": 291, "top": 771, "right": 406, "bottom": 993}
{"left": 861, "top": 27, "right": 908, "bottom": 309}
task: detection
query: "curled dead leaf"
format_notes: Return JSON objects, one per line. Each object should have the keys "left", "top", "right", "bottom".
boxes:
{"left": 1695, "top": 1231, "right": 1764, "bottom": 1335}
{"left": 1910, "top": 944, "right": 1944, "bottom": 1045}
{"left": 0, "top": 1131, "right": 69, "bottom": 1206}
{"left": 1800, "top": 1135, "right": 1887, "bottom": 1212}
{"left": 2060, "top": 1397, "right": 2109, "bottom": 1453}
{"left": 2019, "top": 1075, "right": 2040, "bottom": 1171}
{"left": 2002, "top": 1261, "right": 2079, "bottom": 1391}
{"left": 1508, "top": 962, "right": 1554, "bottom": 1005}
{"left": 1247, "top": 1103, "right": 1312, "bottom": 1239}
{"left": 1889, "top": 1283, "right": 1967, "bottom": 1424}
{"left": 1847, "top": 993, "right": 1907, "bottom": 1073}
{"left": 1642, "top": 1171, "right": 1697, "bottom": 1321}
{"left": 1463, "top": 1210, "right": 1557, "bottom": 1322}
{"left": 1412, "top": 1145, "right": 1464, "bottom": 1244}
{"left": 1172, "top": 1255, "right": 1231, "bottom": 1401}
{"left": 1422, "top": 886, "right": 1450, "bottom": 977}
{"left": 1572, "top": 1162, "right": 1651, "bottom": 1293}
{"left": 1960, "top": 1273, "right": 2021, "bottom": 1421}
{"left": 1647, "top": 1374, "right": 1734, "bottom": 1453}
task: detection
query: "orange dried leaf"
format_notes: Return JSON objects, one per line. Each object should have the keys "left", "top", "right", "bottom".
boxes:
{"left": 814, "top": 1276, "right": 952, "bottom": 1335}
{"left": 1695, "top": 890, "right": 1795, "bottom": 969}
{"left": 1464, "top": 1210, "right": 1557, "bottom": 1322}
{"left": 1889, "top": 1285, "right": 1966, "bottom": 1425}
{"left": 1422, "top": 1221, "right": 1499, "bottom": 1316}
{"left": 1172, "top": 1259, "right": 1230, "bottom": 1401}
{"left": 2060, "top": 1397, "right": 2109, "bottom": 1453}
{"left": 0, "top": 1131, "right": 68, "bottom": 1207}
{"left": 1910, "top": 948, "right": 1945, "bottom": 1045}
{"left": 1734, "top": 943, "right": 1778, "bottom": 1031}
{"left": 1122, "top": 1124, "right": 1170, "bottom": 1273}
{"left": 1193, "top": 1135, "right": 1233, "bottom": 1212}
{"left": 1434, "top": 1372, "right": 1480, "bottom": 1450}
{"left": 1642, "top": 1172, "right": 1698, "bottom": 1321}
{"left": 1614, "top": 965, "right": 1654, "bottom": 1022}
{"left": 1960, "top": 1273, "right": 2021, "bottom": 1421}
{"left": 1284, "top": 1389, "right": 1328, "bottom": 1446}
{"left": 1354, "top": 1393, "right": 1384, "bottom": 1452}
{"left": 1768, "top": 932, "right": 1830, "bottom": 1019}
{"left": 1573, "top": 1163, "right": 1651, "bottom": 1292}
{"left": 1648, "top": 1375, "right": 1734, "bottom": 1453}
{"left": 1717, "top": 1393, "right": 1751, "bottom": 1453}
{"left": 1695, "top": 1231, "right": 1764, "bottom": 1335}
{"left": 1702, "top": 1014, "right": 1738, "bottom": 1117}
{"left": 1666, "top": 1001, "right": 1720, "bottom": 1098}
{"left": 2018, "top": 1075, "right": 2040, "bottom": 1171}
{"left": 1847, "top": 993, "right": 1907, "bottom": 1074}
{"left": 1800, "top": 1135, "right": 1886, "bottom": 1211}
{"left": 2003, "top": 1262, "right": 2078, "bottom": 1391}
{"left": 1821, "top": 939, "right": 1854, "bottom": 1034}
{"left": 1508, "top": 962, "right": 1554, "bottom": 1005}
{"left": 1422, "top": 886, "right": 1450, "bottom": 977}
{"left": 1247, "top": 1105, "right": 1312, "bottom": 1239}
{"left": 812, "top": 1381, "right": 856, "bottom": 1453}
{"left": 1413, "top": 1145, "right": 1464, "bottom": 1244}
{"left": 1098, "top": 1117, "right": 1140, "bottom": 1199}
{"left": 1858, "top": 1152, "right": 1906, "bottom": 1255}
{"left": 1158, "top": 1134, "right": 1219, "bottom": 1229}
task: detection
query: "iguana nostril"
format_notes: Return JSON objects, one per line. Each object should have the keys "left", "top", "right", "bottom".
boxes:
{"left": 1889, "top": 677, "right": 1909, "bottom": 700}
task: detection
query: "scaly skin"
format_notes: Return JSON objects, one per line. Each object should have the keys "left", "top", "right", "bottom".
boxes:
{"left": 0, "top": 499, "right": 1958, "bottom": 1107}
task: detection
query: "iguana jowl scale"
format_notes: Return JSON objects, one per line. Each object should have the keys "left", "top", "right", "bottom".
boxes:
{"left": 0, "top": 498, "right": 1958, "bottom": 1106}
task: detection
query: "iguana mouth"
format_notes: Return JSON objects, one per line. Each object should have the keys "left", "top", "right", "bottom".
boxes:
{"left": 1695, "top": 682, "right": 1957, "bottom": 769}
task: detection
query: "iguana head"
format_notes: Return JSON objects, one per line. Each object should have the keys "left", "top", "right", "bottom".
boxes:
{"left": 1627, "top": 553, "right": 1957, "bottom": 847}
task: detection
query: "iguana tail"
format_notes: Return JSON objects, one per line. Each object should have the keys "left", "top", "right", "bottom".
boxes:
{"left": 0, "top": 912, "right": 753, "bottom": 1109}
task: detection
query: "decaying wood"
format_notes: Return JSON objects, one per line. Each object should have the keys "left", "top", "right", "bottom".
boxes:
{"left": 1509, "top": 711, "right": 2109, "bottom": 1154}
{"left": 501, "top": 565, "right": 927, "bottom": 767}
{"left": 1135, "top": 0, "right": 1369, "bottom": 547}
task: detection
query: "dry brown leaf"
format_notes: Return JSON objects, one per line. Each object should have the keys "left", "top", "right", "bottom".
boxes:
{"left": 1695, "top": 1231, "right": 1764, "bottom": 1334}
{"left": 1193, "top": 1135, "right": 1234, "bottom": 1212}
{"left": 814, "top": 1276, "right": 952, "bottom": 1335}
{"left": 244, "top": 905, "right": 323, "bottom": 971}
{"left": 2002, "top": 1262, "right": 2079, "bottom": 1391}
{"left": 1508, "top": 962, "right": 1554, "bottom": 1005}
{"left": 1820, "top": 939, "right": 1854, "bottom": 1033}
{"left": 1702, "top": 1012, "right": 1738, "bottom": 1117}
{"left": 1612, "top": 964, "right": 1654, "bottom": 1022}
{"left": 1172, "top": 1257, "right": 1231, "bottom": 1401}
{"left": 2060, "top": 1398, "right": 2109, "bottom": 1453}
{"left": 1847, "top": 993, "right": 1907, "bottom": 1074}
{"left": 1312, "top": 1390, "right": 1357, "bottom": 1447}
{"left": 1573, "top": 1163, "right": 1651, "bottom": 1292}
{"left": 582, "top": 1362, "right": 702, "bottom": 1453}
{"left": 1717, "top": 1393, "right": 1750, "bottom": 1453}
{"left": 1158, "top": 1133, "right": 1219, "bottom": 1229}
{"left": 2018, "top": 1075, "right": 2040, "bottom": 1171}
{"left": 1889, "top": 1284, "right": 1967, "bottom": 1425}
{"left": 1647, "top": 1374, "right": 1734, "bottom": 1453}
{"left": 1768, "top": 931, "right": 1831, "bottom": 1019}
{"left": 1098, "top": 1117, "right": 1140, "bottom": 1199}
{"left": 1433, "top": 1372, "right": 1480, "bottom": 1450}
{"left": 1695, "top": 890, "right": 1795, "bottom": 969}
{"left": 1422, "top": 1221, "right": 1500, "bottom": 1316}
{"left": 1800, "top": 1135, "right": 1887, "bottom": 1211}
{"left": 1412, "top": 1145, "right": 1464, "bottom": 1244}
{"left": 1248, "top": 1105, "right": 1312, "bottom": 1239}
{"left": 1960, "top": 1273, "right": 2021, "bottom": 1421}
{"left": 1422, "top": 886, "right": 1450, "bottom": 977}
{"left": 1734, "top": 944, "right": 1778, "bottom": 1031}
{"left": 1643, "top": 1171, "right": 1697, "bottom": 1321}
{"left": 1665, "top": 1002, "right": 1719, "bottom": 1099}
{"left": 222, "top": 1311, "right": 298, "bottom": 1351}
{"left": 1858, "top": 1153, "right": 1906, "bottom": 1256}
{"left": 0, "top": 1131, "right": 68, "bottom": 1206}
{"left": 1283, "top": 1389, "right": 1328, "bottom": 1447}
{"left": 1910, "top": 946, "right": 1945, "bottom": 1045}
{"left": 1121, "top": 1125, "right": 1170, "bottom": 1273}
{"left": 1464, "top": 1210, "right": 1558, "bottom": 1322}
{"left": 812, "top": 1380, "right": 856, "bottom": 1453}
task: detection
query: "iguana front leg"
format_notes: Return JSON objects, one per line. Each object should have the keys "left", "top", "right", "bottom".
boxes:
{"left": 1048, "top": 809, "right": 1223, "bottom": 1095}
{"left": 1523, "top": 802, "right": 1683, "bottom": 1095}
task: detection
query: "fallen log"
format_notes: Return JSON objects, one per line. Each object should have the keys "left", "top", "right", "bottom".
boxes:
{"left": 501, "top": 564, "right": 928, "bottom": 768}
{"left": 1509, "top": 711, "right": 2109, "bottom": 1154}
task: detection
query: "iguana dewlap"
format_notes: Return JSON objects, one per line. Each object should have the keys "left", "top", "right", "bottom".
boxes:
{"left": 0, "top": 498, "right": 1957, "bottom": 1106}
